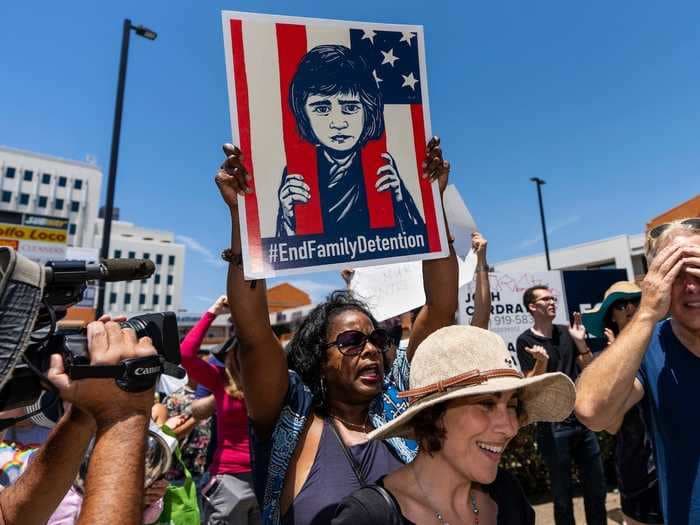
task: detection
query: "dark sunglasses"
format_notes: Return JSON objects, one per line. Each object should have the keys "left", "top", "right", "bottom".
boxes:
{"left": 612, "top": 298, "right": 640, "bottom": 311}
{"left": 648, "top": 218, "right": 700, "bottom": 239}
{"left": 323, "top": 329, "right": 391, "bottom": 356}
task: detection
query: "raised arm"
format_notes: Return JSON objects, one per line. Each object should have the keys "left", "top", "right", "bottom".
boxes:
{"left": 215, "top": 144, "right": 288, "bottom": 438}
{"left": 575, "top": 241, "right": 686, "bottom": 431}
{"left": 179, "top": 298, "right": 228, "bottom": 391}
{"left": 407, "top": 138, "right": 459, "bottom": 361}
{"left": 470, "top": 232, "right": 491, "bottom": 329}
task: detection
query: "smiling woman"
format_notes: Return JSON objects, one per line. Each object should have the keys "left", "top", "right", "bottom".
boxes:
{"left": 333, "top": 325, "right": 576, "bottom": 525}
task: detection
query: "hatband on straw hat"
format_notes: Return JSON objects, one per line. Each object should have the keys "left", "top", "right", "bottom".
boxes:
{"left": 581, "top": 281, "right": 641, "bottom": 338}
{"left": 368, "top": 325, "right": 575, "bottom": 441}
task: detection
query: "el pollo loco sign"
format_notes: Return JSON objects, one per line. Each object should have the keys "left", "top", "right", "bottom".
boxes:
{"left": 0, "top": 211, "right": 68, "bottom": 245}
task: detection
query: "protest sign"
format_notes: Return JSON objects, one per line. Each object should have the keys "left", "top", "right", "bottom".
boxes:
{"left": 222, "top": 11, "right": 448, "bottom": 279}
{"left": 458, "top": 271, "right": 567, "bottom": 368}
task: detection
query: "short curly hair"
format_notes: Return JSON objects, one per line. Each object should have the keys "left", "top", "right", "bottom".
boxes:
{"left": 286, "top": 290, "right": 380, "bottom": 411}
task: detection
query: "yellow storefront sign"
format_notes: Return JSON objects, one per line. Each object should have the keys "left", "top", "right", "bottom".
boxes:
{"left": 0, "top": 224, "right": 67, "bottom": 244}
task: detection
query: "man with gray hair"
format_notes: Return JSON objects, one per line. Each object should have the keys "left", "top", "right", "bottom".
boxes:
{"left": 576, "top": 218, "right": 700, "bottom": 525}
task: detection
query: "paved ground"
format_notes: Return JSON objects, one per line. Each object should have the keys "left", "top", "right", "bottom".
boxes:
{"left": 533, "top": 490, "right": 624, "bottom": 524}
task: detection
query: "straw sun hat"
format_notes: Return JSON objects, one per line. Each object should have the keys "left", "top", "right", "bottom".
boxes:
{"left": 581, "top": 281, "right": 642, "bottom": 338}
{"left": 369, "top": 325, "right": 575, "bottom": 441}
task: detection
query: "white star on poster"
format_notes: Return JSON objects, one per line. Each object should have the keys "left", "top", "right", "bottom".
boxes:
{"left": 380, "top": 48, "right": 399, "bottom": 67}
{"left": 372, "top": 69, "right": 383, "bottom": 86}
{"left": 361, "top": 29, "right": 377, "bottom": 44}
{"left": 400, "top": 31, "right": 415, "bottom": 46}
{"left": 401, "top": 72, "right": 419, "bottom": 90}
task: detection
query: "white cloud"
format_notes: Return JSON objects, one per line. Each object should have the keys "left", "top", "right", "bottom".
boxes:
{"left": 176, "top": 235, "right": 227, "bottom": 268}
{"left": 519, "top": 215, "right": 581, "bottom": 249}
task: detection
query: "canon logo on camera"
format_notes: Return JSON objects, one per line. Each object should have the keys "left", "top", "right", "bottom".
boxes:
{"left": 134, "top": 366, "right": 161, "bottom": 376}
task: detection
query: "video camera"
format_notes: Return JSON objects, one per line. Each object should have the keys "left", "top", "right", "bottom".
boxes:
{"left": 0, "top": 247, "right": 184, "bottom": 417}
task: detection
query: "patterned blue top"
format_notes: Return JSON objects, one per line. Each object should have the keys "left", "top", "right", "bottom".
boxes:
{"left": 250, "top": 348, "right": 417, "bottom": 525}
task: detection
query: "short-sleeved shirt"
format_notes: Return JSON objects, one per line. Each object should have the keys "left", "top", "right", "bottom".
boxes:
{"left": 516, "top": 325, "right": 580, "bottom": 429}
{"left": 637, "top": 320, "right": 700, "bottom": 525}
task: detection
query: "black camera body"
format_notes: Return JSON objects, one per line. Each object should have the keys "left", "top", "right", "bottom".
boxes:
{"left": 0, "top": 252, "right": 183, "bottom": 412}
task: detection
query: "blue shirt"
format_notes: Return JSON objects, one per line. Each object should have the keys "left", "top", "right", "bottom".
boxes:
{"left": 638, "top": 320, "right": 700, "bottom": 525}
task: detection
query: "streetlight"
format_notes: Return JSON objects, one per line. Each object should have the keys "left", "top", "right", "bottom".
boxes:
{"left": 530, "top": 177, "right": 552, "bottom": 271}
{"left": 96, "top": 19, "right": 157, "bottom": 318}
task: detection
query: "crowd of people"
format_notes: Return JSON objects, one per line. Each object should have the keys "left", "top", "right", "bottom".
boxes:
{"left": 0, "top": 134, "right": 696, "bottom": 525}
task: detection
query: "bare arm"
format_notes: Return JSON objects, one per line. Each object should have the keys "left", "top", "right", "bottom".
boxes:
{"left": 0, "top": 408, "right": 95, "bottom": 525}
{"left": 407, "top": 138, "right": 459, "bottom": 360}
{"left": 191, "top": 394, "right": 216, "bottom": 420}
{"left": 470, "top": 232, "right": 491, "bottom": 330}
{"left": 216, "top": 145, "right": 288, "bottom": 438}
{"left": 575, "top": 241, "right": 687, "bottom": 431}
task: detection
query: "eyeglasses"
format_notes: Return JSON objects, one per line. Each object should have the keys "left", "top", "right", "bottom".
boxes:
{"left": 648, "top": 218, "right": 700, "bottom": 240}
{"left": 323, "top": 329, "right": 391, "bottom": 356}
{"left": 612, "top": 298, "right": 640, "bottom": 311}
{"left": 534, "top": 296, "right": 558, "bottom": 304}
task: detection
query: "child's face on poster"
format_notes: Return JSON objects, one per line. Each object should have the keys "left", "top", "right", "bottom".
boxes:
{"left": 304, "top": 92, "right": 365, "bottom": 152}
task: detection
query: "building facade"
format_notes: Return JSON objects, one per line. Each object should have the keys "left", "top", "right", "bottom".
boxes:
{"left": 0, "top": 146, "right": 102, "bottom": 248}
{"left": 93, "top": 219, "right": 185, "bottom": 315}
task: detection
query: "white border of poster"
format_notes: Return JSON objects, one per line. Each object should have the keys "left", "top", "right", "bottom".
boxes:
{"left": 222, "top": 11, "right": 448, "bottom": 279}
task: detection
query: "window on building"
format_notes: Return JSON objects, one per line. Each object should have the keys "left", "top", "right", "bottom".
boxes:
{"left": 55, "top": 198, "right": 64, "bottom": 210}
{"left": 70, "top": 201, "right": 80, "bottom": 212}
{"left": 38, "top": 196, "right": 47, "bottom": 208}
{"left": 166, "top": 295, "right": 172, "bottom": 306}
{"left": 1, "top": 191, "right": 11, "bottom": 203}
{"left": 19, "top": 194, "right": 30, "bottom": 205}
{"left": 168, "top": 255, "right": 175, "bottom": 265}
{"left": 69, "top": 224, "right": 77, "bottom": 235}
{"left": 154, "top": 274, "right": 161, "bottom": 285}
{"left": 139, "top": 294, "right": 146, "bottom": 305}
{"left": 5, "top": 167, "right": 15, "bottom": 178}
{"left": 276, "top": 312, "right": 287, "bottom": 322}
{"left": 23, "top": 170, "right": 33, "bottom": 182}
{"left": 153, "top": 294, "right": 159, "bottom": 305}
{"left": 128, "top": 251, "right": 135, "bottom": 259}
{"left": 74, "top": 179, "right": 83, "bottom": 190}
{"left": 124, "top": 293, "right": 131, "bottom": 305}
{"left": 167, "top": 275, "right": 173, "bottom": 285}
{"left": 42, "top": 173, "right": 51, "bottom": 184}
{"left": 141, "top": 279, "right": 147, "bottom": 284}
{"left": 143, "top": 253, "right": 150, "bottom": 260}
{"left": 58, "top": 176, "right": 67, "bottom": 187}
{"left": 156, "top": 254, "right": 163, "bottom": 264}
{"left": 114, "top": 249, "right": 122, "bottom": 258}
{"left": 109, "top": 293, "right": 117, "bottom": 304}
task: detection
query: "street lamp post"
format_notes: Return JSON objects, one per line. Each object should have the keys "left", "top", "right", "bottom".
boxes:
{"left": 530, "top": 177, "right": 552, "bottom": 271}
{"left": 96, "top": 19, "right": 157, "bottom": 318}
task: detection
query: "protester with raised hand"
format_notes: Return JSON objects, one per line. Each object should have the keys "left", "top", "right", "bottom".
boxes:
{"left": 215, "top": 137, "right": 458, "bottom": 524}
{"left": 576, "top": 218, "right": 700, "bottom": 525}
{"left": 178, "top": 295, "right": 259, "bottom": 524}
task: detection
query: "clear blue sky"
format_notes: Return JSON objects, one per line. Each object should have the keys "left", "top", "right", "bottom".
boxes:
{"left": 2, "top": 1, "right": 699, "bottom": 311}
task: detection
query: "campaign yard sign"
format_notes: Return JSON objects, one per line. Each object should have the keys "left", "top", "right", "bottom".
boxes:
{"left": 222, "top": 11, "right": 448, "bottom": 279}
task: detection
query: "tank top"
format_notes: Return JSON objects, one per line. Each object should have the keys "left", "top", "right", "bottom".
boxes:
{"left": 281, "top": 419, "right": 403, "bottom": 525}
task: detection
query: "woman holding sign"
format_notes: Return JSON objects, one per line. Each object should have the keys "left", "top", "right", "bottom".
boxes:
{"left": 215, "top": 138, "right": 457, "bottom": 525}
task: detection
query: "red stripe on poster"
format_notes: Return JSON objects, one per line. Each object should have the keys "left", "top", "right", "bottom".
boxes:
{"left": 410, "top": 104, "right": 441, "bottom": 252}
{"left": 276, "top": 23, "right": 323, "bottom": 236}
{"left": 361, "top": 133, "right": 395, "bottom": 229}
{"left": 230, "top": 19, "right": 263, "bottom": 271}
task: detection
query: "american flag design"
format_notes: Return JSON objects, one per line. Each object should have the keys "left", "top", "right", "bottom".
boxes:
{"left": 222, "top": 12, "right": 448, "bottom": 278}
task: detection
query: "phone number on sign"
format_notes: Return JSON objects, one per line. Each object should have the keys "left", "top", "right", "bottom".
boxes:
{"left": 491, "top": 314, "right": 531, "bottom": 326}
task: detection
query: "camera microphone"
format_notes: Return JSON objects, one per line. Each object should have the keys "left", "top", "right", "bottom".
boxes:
{"left": 44, "top": 259, "right": 156, "bottom": 284}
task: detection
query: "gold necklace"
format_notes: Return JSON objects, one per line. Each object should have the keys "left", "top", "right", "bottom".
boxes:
{"left": 411, "top": 463, "right": 480, "bottom": 525}
{"left": 330, "top": 413, "right": 371, "bottom": 432}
